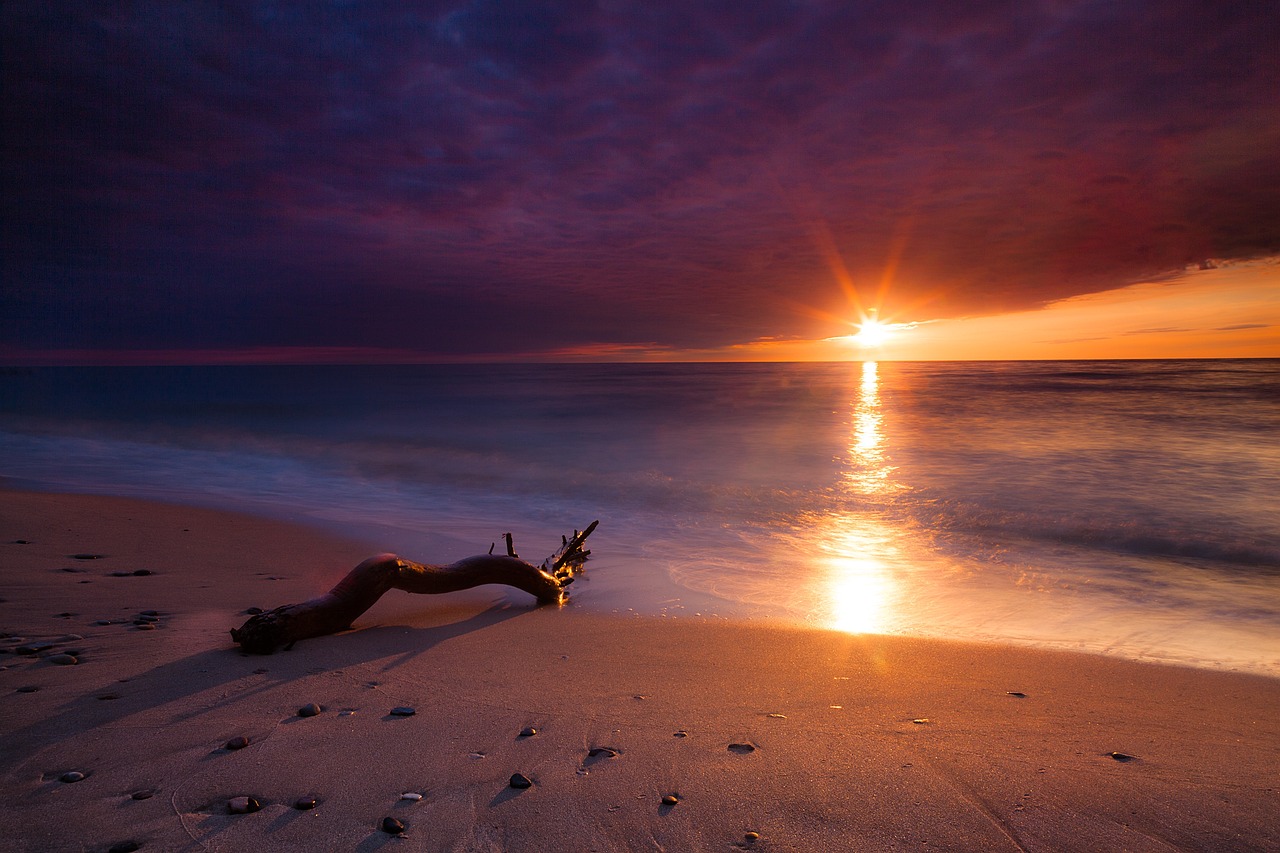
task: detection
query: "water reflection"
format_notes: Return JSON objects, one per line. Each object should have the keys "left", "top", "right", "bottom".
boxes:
{"left": 822, "top": 361, "right": 904, "bottom": 634}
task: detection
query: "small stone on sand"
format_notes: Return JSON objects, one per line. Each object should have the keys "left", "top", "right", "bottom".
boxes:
{"left": 390, "top": 706, "right": 416, "bottom": 716}
{"left": 49, "top": 653, "right": 78, "bottom": 665}
{"left": 1109, "top": 751, "right": 1138, "bottom": 762}
{"left": 728, "top": 743, "right": 756, "bottom": 754}
{"left": 381, "top": 816, "right": 405, "bottom": 834}
{"left": 225, "top": 736, "right": 250, "bottom": 750}
{"left": 17, "top": 685, "right": 39, "bottom": 693}
{"left": 1007, "top": 692, "right": 1027, "bottom": 698}
{"left": 71, "top": 553, "right": 105, "bottom": 560}
{"left": 131, "top": 790, "right": 153, "bottom": 800}
{"left": 519, "top": 726, "right": 537, "bottom": 737}
{"left": 767, "top": 713, "right": 787, "bottom": 718}
{"left": 294, "top": 797, "right": 317, "bottom": 810}
{"left": 16, "top": 643, "right": 53, "bottom": 655}
{"left": 745, "top": 831, "right": 761, "bottom": 841}
{"left": 509, "top": 773, "right": 533, "bottom": 789}
{"left": 912, "top": 718, "right": 930, "bottom": 724}
{"left": 588, "top": 747, "right": 618, "bottom": 758}
{"left": 60, "top": 771, "right": 85, "bottom": 783}
{"left": 298, "top": 703, "right": 322, "bottom": 717}
{"left": 228, "top": 796, "right": 261, "bottom": 814}
{"left": 662, "top": 794, "right": 679, "bottom": 806}
{"left": 132, "top": 569, "right": 153, "bottom": 576}
{"left": 135, "top": 623, "right": 156, "bottom": 631}
{"left": 400, "top": 792, "right": 423, "bottom": 801}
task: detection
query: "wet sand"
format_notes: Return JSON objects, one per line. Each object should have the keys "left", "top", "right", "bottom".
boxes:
{"left": 2, "top": 488, "right": 1277, "bottom": 852}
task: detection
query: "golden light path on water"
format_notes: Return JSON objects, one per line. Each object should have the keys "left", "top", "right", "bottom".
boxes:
{"left": 821, "top": 361, "right": 905, "bottom": 634}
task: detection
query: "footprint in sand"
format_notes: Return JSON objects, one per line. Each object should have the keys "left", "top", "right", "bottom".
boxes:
{"left": 727, "top": 743, "right": 756, "bottom": 755}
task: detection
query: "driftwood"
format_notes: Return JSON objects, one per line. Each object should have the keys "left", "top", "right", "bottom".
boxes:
{"left": 230, "top": 521, "right": 598, "bottom": 654}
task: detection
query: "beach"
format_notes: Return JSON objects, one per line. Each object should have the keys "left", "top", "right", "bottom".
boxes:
{"left": 2, "top": 488, "right": 1277, "bottom": 852}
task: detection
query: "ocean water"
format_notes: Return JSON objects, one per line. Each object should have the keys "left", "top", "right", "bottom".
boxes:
{"left": 2, "top": 361, "right": 1277, "bottom": 675}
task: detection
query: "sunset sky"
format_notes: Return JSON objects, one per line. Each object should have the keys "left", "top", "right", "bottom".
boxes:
{"left": 3, "top": 1, "right": 1277, "bottom": 363}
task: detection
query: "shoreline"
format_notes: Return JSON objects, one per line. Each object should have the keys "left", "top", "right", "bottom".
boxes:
{"left": 2, "top": 488, "right": 1278, "bottom": 851}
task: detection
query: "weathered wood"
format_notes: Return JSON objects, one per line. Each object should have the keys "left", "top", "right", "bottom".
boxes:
{"left": 230, "top": 522, "right": 597, "bottom": 654}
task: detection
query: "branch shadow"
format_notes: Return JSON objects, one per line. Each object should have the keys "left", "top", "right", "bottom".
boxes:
{"left": 5, "top": 600, "right": 534, "bottom": 752}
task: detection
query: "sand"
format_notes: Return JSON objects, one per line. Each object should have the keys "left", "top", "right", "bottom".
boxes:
{"left": 1, "top": 488, "right": 1278, "bottom": 852}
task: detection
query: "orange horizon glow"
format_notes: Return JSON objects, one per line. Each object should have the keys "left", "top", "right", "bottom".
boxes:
{"left": 3, "top": 259, "right": 1276, "bottom": 366}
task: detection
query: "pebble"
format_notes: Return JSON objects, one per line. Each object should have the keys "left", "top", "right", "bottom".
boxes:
{"left": 108, "top": 843, "right": 140, "bottom": 853}
{"left": 136, "top": 614, "right": 159, "bottom": 623}
{"left": 17, "top": 686, "right": 39, "bottom": 693}
{"left": 49, "top": 654, "right": 79, "bottom": 666}
{"left": 298, "top": 703, "right": 322, "bottom": 717}
{"left": 509, "top": 773, "right": 533, "bottom": 789}
{"left": 912, "top": 718, "right": 930, "bottom": 725}
{"left": 131, "top": 790, "right": 154, "bottom": 800}
{"left": 132, "top": 570, "right": 154, "bottom": 576}
{"left": 518, "top": 726, "right": 537, "bottom": 737}
{"left": 400, "top": 792, "right": 423, "bottom": 801}
{"left": 225, "top": 736, "right": 250, "bottom": 750}
{"left": 727, "top": 743, "right": 756, "bottom": 754}
{"left": 135, "top": 624, "right": 156, "bottom": 631}
{"left": 60, "top": 771, "right": 86, "bottom": 783}
{"left": 70, "top": 553, "right": 105, "bottom": 560}
{"left": 1007, "top": 692, "right": 1028, "bottom": 698}
{"left": 390, "top": 706, "right": 416, "bottom": 717}
{"left": 662, "top": 794, "right": 679, "bottom": 806}
{"left": 1109, "top": 751, "right": 1138, "bottom": 762}
{"left": 294, "top": 797, "right": 317, "bottom": 810}
{"left": 745, "top": 831, "right": 761, "bottom": 841}
{"left": 381, "top": 816, "right": 405, "bottom": 834}
{"left": 95, "top": 620, "right": 114, "bottom": 626}
{"left": 139, "top": 610, "right": 159, "bottom": 616}
{"left": 588, "top": 747, "right": 618, "bottom": 758}
{"left": 227, "top": 796, "right": 261, "bottom": 814}
{"left": 16, "top": 643, "right": 53, "bottom": 655}
{"left": 673, "top": 731, "right": 688, "bottom": 738}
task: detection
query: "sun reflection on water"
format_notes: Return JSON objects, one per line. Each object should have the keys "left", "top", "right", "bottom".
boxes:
{"left": 821, "top": 361, "right": 904, "bottom": 634}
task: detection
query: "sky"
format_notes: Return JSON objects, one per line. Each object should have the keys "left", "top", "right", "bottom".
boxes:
{"left": 3, "top": 0, "right": 1278, "bottom": 363}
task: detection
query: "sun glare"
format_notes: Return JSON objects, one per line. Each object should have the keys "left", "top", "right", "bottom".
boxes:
{"left": 852, "top": 317, "right": 892, "bottom": 347}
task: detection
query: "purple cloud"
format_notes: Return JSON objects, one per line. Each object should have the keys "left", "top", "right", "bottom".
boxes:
{"left": 3, "top": 0, "right": 1277, "bottom": 357}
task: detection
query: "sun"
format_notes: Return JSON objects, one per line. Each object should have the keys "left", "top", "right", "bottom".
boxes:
{"left": 851, "top": 317, "right": 893, "bottom": 347}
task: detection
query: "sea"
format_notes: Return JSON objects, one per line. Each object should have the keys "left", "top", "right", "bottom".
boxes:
{"left": 2, "top": 360, "right": 1277, "bottom": 676}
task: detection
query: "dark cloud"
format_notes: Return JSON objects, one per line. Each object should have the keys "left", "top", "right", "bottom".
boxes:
{"left": 3, "top": 0, "right": 1277, "bottom": 357}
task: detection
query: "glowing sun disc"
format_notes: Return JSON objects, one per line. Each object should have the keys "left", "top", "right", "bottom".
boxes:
{"left": 853, "top": 318, "right": 892, "bottom": 347}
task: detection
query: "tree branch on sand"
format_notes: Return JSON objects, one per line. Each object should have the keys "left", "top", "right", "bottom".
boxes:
{"left": 230, "top": 521, "right": 598, "bottom": 654}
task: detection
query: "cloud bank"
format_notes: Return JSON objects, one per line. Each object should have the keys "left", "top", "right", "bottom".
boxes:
{"left": 3, "top": 0, "right": 1277, "bottom": 357}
